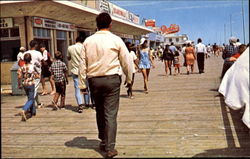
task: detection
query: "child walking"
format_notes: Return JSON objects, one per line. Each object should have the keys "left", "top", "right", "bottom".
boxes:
{"left": 125, "top": 42, "right": 139, "bottom": 98}
{"left": 18, "top": 53, "right": 40, "bottom": 121}
{"left": 50, "top": 51, "right": 68, "bottom": 110}
{"left": 174, "top": 51, "right": 181, "bottom": 75}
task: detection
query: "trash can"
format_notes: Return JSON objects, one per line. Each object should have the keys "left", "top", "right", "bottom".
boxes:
{"left": 10, "top": 62, "right": 25, "bottom": 95}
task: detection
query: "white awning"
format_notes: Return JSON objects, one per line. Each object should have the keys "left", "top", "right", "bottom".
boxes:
{"left": 0, "top": 0, "right": 153, "bottom": 36}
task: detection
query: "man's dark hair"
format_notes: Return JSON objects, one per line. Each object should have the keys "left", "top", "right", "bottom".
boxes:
{"left": 55, "top": 51, "right": 63, "bottom": 60}
{"left": 125, "top": 41, "right": 132, "bottom": 52}
{"left": 96, "top": 12, "right": 112, "bottom": 30}
{"left": 39, "top": 42, "right": 46, "bottom": 48}
{"left": 24, "top": 53, "right": 32, "bottom": 64}
{"left": 171, "top": 42, "right": 174, "bottom": 45}
{"left": 76, "top": 36, "right": 85, "bottom": 43}
{"left": 29, "top": 40, "right": 38, "bottom": 49}
{"left": 237, "top": 39, "right": 240, "bottom": 42}
{"left": 197, "top": 38, "right": 202, "bottom": 43}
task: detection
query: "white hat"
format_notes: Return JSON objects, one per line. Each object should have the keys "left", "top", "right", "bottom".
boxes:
{"left": 20, "top": 47, "right": 26, "bottom": 51}
{"left": 229, "top": 36, "right": 237, "bottom": 43}
{"left": 140, "top": 38, "right": 147, "bottom": 45}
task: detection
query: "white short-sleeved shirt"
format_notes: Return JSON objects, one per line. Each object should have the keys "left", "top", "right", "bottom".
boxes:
{"left": 17, "top": 52, "right": 24, "bottom": 61}
{"left": 42, "top": 50, "right": 48, "bottom": 61}
{"left": 128, "top": 51, "right": 137, "bottom": 73}
{"left": 24, "top": 50, "right": 43, "bottom": 73}
{"left": 195, "top": 43, "right": 207, "bottom": 53}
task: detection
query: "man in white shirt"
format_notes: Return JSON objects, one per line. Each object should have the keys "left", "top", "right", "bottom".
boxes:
{"left": 195, "top": 38, "right": 207, "bottom": 73}
{"left": 24, "top": 40, "right": 44, "bottom": 114}
{"left": 78, "top": 12, "right": 133, "bottom": 158}
{"left": 67, "top": 36, "right": 91, "bottom": 113}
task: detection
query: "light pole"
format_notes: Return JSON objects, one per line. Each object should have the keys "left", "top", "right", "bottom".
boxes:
{"left": 242, "top": 0, "right": 246, "bottom": 44}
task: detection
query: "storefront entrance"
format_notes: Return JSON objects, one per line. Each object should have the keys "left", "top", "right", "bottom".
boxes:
{"left": 56, "top": 30, "right": 67, "bottom": 64}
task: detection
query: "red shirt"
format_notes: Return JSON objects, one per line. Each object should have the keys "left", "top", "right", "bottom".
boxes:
{"left": 232, "top": 53, "right": 241, "bottom": 59}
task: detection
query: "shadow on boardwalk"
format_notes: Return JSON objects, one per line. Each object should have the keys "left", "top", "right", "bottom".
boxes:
{"left": 193, "top": 95, "right": 250, "bottom": 157}
{"left": 65, "top": 136, "right": 106, "bottom": 158}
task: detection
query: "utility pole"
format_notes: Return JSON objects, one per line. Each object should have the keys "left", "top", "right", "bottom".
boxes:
{"left": 242, "top": 0, "right": 246, "bottom": 44}
{"left": 230, "top": 14, "right": 232, "bottom": 37}
{"left": 224, "top": 24, "right": 226, "bottom": 44}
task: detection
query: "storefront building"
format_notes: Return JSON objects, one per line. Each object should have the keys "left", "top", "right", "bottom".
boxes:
{"left": 164, "top": 34, "right": 189, "bottom": 46}
{"left": 148, "top": 32, "right": 165, "bottom": 49}
{"left": 0, "top": 0, "right": 153, "bottom": 84}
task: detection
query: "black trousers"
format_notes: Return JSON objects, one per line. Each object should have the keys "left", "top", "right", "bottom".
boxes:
{"left": 88, "top": 74, "right": 121, "bottom": 151}
{"left": 221, "top": 61, "right": 234, "bottom": 79}
{"left": 197, "top": 53, "right": 205, "bottom": 73}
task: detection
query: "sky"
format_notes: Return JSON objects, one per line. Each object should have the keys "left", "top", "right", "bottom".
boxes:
{"left": 110, "top": 0, "right": 249, "bottom": 45}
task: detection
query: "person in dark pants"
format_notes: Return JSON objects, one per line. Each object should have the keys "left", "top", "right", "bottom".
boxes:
{"left": 78, "top": 12, "right": 133, "bottom": 158}
{"left": 50, "top": 51, "right": 68, "bottom": 110}
{"left": 220, "top": 37, "right": 239, "bottom": 79}
{"left": 195, "top": 38, "right": 207, "bottom": 73}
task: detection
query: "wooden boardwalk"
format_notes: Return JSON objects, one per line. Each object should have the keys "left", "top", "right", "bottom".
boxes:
{"left": 1, "top": 55, "right": 250, "bottom": 158}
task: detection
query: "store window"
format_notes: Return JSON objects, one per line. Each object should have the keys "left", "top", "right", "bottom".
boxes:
{"left": 34, "top": 28, "right": 51, "bottom": 38}
{"left": 176, "top": 38, "right": 179, "bottom": 42}
{"left": 0, "top": 27, "right": 20, "bottom": 62}
{"left": 10, "top": 28, "right": 20, "bottom": 37}
{"left": 34, "top": 28, "right": 51, "bottom": 53}
{"left": 169, "top": 38, "right": 172, "bottom": 43}
{"left": 0, "top": 29, "right": 9, "bottom": 37}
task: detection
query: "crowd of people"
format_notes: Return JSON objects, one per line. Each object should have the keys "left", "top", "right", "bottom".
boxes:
{"left": 16, "top": 12, "right": 249, "bottom": 158}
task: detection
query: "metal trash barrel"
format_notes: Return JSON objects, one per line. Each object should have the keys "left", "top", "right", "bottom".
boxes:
{"left": 10, "top": 62, "right": 25, "bottom": 95}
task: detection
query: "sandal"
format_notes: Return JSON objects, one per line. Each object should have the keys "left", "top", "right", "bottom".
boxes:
{"left": 20, "top": 110, "right": 27, "bottom": 121}
{"left": 50, "top": 91, "right": 56, "bottom": 95}
{"left": 52, "top": 101, "right": 59, "bottom": 111}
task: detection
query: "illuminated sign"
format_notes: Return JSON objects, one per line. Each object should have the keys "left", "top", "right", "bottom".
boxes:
{"left": 161, "top": 24, "right": 180, "bottom": 34}
{"left": 145, "top": 19, "right": 156, "bottom": 27}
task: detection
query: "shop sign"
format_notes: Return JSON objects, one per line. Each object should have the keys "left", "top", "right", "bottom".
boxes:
{"left": 145, "top": 19, "right": 156, "bottom": 27}
{"left": 153, "top": 27, "right": 161, "bottom": 32}
{"left": 111, "top": 4, "right": 128, "bottom": 20}
{"left": 57, "top": 21, "right": 75, "bottom": 31}
{"left": 98, "top": 0, "right": 111, "bottom": 13}
{"left": 0, "top": 18, "right": 13, "bottom": 28}
{"left": 115, "top": 32, "right": 133, "bottom": 39}
{"left": 128, "top": 12, "right": 140, "bottom": 25}
{"left": 161, "top": 24, "right": 180, "bottom": 34}
{"left": 33, "top": 17, "right": 75, "bottom": 31}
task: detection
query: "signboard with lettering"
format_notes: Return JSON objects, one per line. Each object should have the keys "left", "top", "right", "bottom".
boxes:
{"left": 145, "top": 19, "right": 156, "bottom": 27}
{"left": 161, "top": 24, "right": 180, "bottom": 34}
{"left": 0, "top": 18, "right": 13, "bottom": 28}
{"left": 115, "top": 32, "right": 134, "bottom": 39}
{"left": 111, "top": 4, "right": 128, "bottom": 20}
{"left": 128, "top": 12, "right": 140, "bottom": 24}
{"left": 33, "top": 17, "right": 75, "bottom": 31}
{"left": 98, "top": 0, "right": 111, "bottom": 13}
